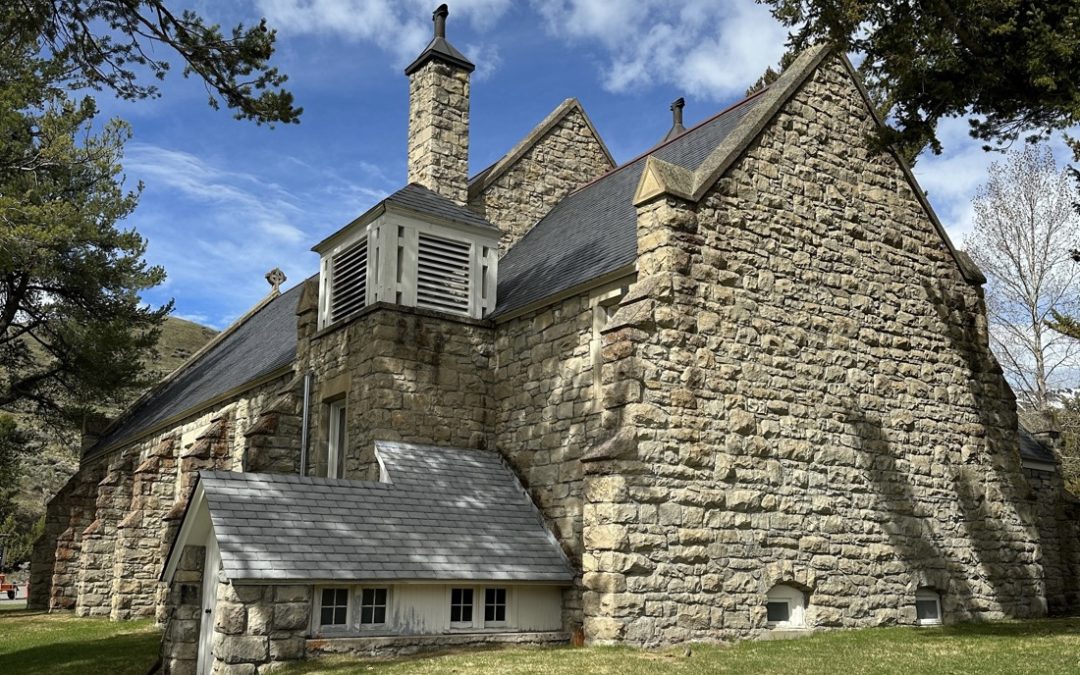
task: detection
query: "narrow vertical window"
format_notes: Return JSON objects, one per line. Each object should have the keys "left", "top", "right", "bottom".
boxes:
{"left": 319, "top": 588, "right": 349, "bottom": 627}
{"left": 450, "top": 587, "right": 474, "bottom": 624}
{"left": 359, "top": 588, "right": 387, "bottom": 625}
{"left": 484, "top": 587, "right": 506, "bottom": 624}
{"left": 327, "top": 399, "right": 346, "bottom": 479}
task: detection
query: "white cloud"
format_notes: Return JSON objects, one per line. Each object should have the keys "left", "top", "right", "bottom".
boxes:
{"left": 533, "top": 0, "right": 788, "bottom": 101}
{"left": 254, "top": 0, "right": 512, "bottom": 68}
{"left": 125, "top": 143, "right": 392, "bottom": 328}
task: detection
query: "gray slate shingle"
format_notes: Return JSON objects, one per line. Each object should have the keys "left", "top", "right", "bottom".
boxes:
{"left": 387, "top": 183, "right": 498, "bottom": 232}
{"left": 200, "top": 441, "right": 573, "bottom": 584}
{"left": 494, "top": 93, "right": 766, "bottom": 316}
{"left": 87, "top": 283, "right": 302, "bottom": 456}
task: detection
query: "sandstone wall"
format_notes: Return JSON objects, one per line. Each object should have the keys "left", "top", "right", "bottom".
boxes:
{"left": 582, "top": 56, "right": 1045, "bottom": 646}
{"left": 492, "top": 283, "right": 629, "bottom": 630}
{"left": 469, "top": 105, "right": 615, "bottom": 253}
{"left": 29, "top": 374, "right": 290, "bottom": 619}
{"left": 161, "top": 545, "right": 204, "bottom": 675}
{"left": 408, "top": 60, "right": 470, "bottom": 205}
{"left": 1024, "top": 467, "right": 1080, "bottom": 614}
{"left": 301, "top": 304, "right": 494, "bottom": 480}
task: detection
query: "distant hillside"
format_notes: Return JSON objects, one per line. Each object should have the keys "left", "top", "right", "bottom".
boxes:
{"left": 147, "top": 317, "right": 219, "bottom": 382}
{"left": 2, "top": 316, "right": 218, "bottom": 571}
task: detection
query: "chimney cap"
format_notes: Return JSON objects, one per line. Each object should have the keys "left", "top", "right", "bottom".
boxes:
{"left": 660, "top": 96, "right": 688, "bottom": 143}
{"left": 404, "top": 4, "right": 476, "bottom": 75}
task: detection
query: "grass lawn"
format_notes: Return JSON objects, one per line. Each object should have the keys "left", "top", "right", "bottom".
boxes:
{"left": 284, "top": 619, "right": 1080, "bottom": 675}
{"left": 0, "top": 609, "right": 160, "bottom": 675}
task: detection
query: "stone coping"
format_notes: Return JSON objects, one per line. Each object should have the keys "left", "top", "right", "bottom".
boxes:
{"left": 307, "top": 630, "right": 570, "bottom": 657}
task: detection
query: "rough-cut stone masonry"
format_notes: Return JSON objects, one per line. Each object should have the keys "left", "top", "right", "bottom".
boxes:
{"left": 299, "top": 299, "right": 495, "bottom": 480}
{"left": 1024, "top": 466, "right": 1080, "bottom": 614}
{"left": 307, "top": 630, "right": 570, "bottom": 659}
{"left": 469, "top": 105, "right": 615, "bottom": 253}
{"left": 161, "top": 545, "right": 203, "bottom": 675}
{"left": 204, "top": 582, "right": 310, "bottom": 675}
{"left": 29, "top": 374, "right": 290, "bottom": 618}
{"left": 582, "top": 56, "right": 1046, "bottom": 646}
{"left": 492, "top": 283, "right": 630, "bottom": 630}
{"left": 407, "top": 60, "right": 470, "bottom": 206}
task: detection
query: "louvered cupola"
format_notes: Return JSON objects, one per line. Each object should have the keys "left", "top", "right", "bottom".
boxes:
{"left": 313, "top": 4, "right": 498, "bottom": 329}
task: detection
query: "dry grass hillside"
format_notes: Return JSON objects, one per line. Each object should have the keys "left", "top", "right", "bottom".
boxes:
{"left": 2, "top": 317, "right": 217, "bottom": 571}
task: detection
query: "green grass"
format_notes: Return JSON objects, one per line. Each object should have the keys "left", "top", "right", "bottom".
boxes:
{"left": 283, "top": 619, "right": 1080, "bottom": 675}
{"left": 0, "top": 610, "right": 160, "bottom": 675}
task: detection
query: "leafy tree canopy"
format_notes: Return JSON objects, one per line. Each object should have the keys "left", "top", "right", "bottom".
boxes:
{"left": 4, "top": 0, "right": 301, "bottom": 125}
{"left": 0, "top": 34, "right": 171, "bottom": 425}
{"left": 758, "top": 0, "right": 1080, "bottom": 159}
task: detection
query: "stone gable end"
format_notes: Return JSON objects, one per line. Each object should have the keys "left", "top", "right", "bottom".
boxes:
{"left": 583, "top": 55, "right": 1043, "bottom": 645}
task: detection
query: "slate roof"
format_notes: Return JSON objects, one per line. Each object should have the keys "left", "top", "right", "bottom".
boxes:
{"left": 494, "top": 91, "right": 767, "bottom": 316}
{"left": 199, "top": 441, "right": 573, "bottom": 584}
{"left": 1018, "top": 425, "right": 1057, "bottom": 465}
{"left": 87, "top": 284, "right": 302, "bottom": 457}
{"left": 386, "top": 183, "right": 497, "bottom": 232}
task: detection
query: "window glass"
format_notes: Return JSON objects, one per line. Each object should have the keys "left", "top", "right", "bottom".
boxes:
{"left": 320, "top": 587, "right": 348, "bottom": 626}
{"left": 484, "top": 588, "right": 507, "bottom": 623}
{"left": 766, "top": 601, "right": 790, "bottom": 623}
{"left": 915, "top": 589, "right": 942, "bottom": 625}
{"left": 327, "top": 400, "right": 346, "bottom": 479}
{"left": 451, "top": 588, "right": 474, "bottom": 623}
{"left": 360, "top": 588, "right": 387, "bottom": 625}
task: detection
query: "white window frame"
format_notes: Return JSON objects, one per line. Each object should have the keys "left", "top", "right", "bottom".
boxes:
{"left": 915, "top": 588, "right": 943, "bottom": 626}
{"left": 357, "top": 586, "right": 389, "bottom": 629}
{"left": 327, "top": 399, "right": 347, "bottom": 479}
{"left": 315, "top": 586, "right": 352, "bottom": 632}
{"left": 482, "top": 587, "right": 509, "bottom": 628}
{"left": 448, "top": 586, "right": 476, "bottom": 629}
{"left": 765, "top": 584, "right": 806, "bottom": 629}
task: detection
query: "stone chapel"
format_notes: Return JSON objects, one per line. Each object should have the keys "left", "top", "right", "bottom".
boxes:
{"left": 28, "top": 5, "right": 1080, "bottom": 674}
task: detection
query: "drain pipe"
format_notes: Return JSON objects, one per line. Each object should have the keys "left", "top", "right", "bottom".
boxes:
{"left": 299, "top": 371, "right": 313, "bottom": 476}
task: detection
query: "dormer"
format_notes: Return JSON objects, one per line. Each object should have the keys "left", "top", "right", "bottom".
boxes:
{"left": 313, "top": 184, "right": 499, "bottom": 328}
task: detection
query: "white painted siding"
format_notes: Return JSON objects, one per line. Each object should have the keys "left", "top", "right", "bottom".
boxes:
{"left": 310, "top": 583, "right": 563, "bottom": 637}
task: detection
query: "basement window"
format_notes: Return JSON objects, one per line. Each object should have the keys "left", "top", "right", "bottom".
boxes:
{"left": 484, "top": 587, "right": 507, "bottom": 625}
{"left": 450, "top": 587, "right": 474, "bottom": 626}
{"left": 359, "top": 587, "right": 388, "bottom": 625}
{"left": 766, "top": 584, "right": 806, "bottom": 628}
{"left": 319, "top": 588, "right": 349, "bottom": 628}
{"left": 915, "top": 588, "right": 942, "bottom": 626}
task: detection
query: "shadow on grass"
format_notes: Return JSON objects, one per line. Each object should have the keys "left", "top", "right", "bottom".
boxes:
{"left": 0, "top": 614, "right": 160, "bottom": 675}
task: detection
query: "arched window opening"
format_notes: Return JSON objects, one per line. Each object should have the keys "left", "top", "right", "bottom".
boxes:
{"left": 766, "top": 584, "right": 807, "bottom": 628}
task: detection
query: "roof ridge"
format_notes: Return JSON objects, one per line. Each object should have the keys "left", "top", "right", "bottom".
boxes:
{"left": 466, "top": 98, "right": 616, "bottom": 200}
{"left": 84, "top": 286, "right": 290, "bottom": 458}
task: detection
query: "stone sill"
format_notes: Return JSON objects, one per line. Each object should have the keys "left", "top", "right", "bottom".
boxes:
{"left": 312, "top": 301, "right": 494, "bottom": 341}
{"left": 307, "top": 630, "right": 570, "bottom": 657}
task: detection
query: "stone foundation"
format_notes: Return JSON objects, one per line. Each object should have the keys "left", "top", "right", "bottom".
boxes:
{"left": 307, "top": 631, "right": 570, "bottom": 658}
{"left": 206, "top": 583, "right": 310, "bottom": 674}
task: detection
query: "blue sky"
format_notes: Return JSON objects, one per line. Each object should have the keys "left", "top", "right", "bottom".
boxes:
{"left": 96, "top": 0, "right": 1075, "bottom": 329}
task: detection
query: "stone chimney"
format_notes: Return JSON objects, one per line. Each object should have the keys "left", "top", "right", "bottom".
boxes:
{"left": 404, "top": 4, "right": 475, "bottom": 205}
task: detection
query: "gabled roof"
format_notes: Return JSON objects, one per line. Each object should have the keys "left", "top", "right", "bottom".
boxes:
{"left": 467, "top": 98, "right": 615, "bottom": 202}
{"left": 494, "top": 91, "right": 767, "bottom": 316}
{"left": 186, "top": 441, "right": 573, "bottom": 584}
{"left": 85, "top": 284, "right": 302, "bottom": 458}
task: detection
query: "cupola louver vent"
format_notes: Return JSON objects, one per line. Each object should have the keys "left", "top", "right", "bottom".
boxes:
{"left": 329, "top": 237, "right": 369, "bottom": 323}
{"left": 416, "top": 232, "right": 470, "bottom": 315}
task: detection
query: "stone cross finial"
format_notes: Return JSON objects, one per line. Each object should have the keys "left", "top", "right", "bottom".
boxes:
{"left": 433, "top": 4, "right": 449, "bottom": 38}
{"left": 265, "top": 268, "right": 286, "bottom": 294}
